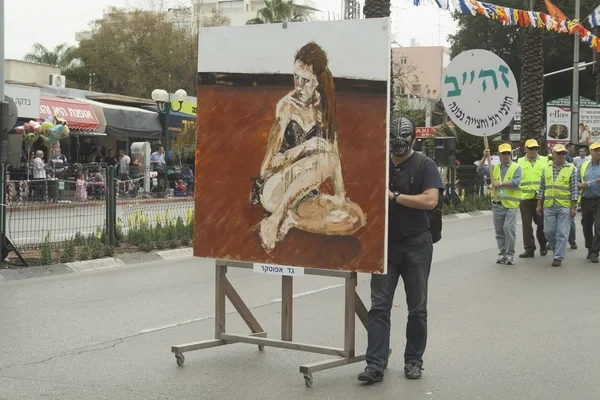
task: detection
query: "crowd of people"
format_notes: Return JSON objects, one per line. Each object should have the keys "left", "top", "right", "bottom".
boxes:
{"left": 477, "top": 139, "right": 599, "bottom": 267}
{"left": 8, "top": 145, "right": 195, "bottom": 202}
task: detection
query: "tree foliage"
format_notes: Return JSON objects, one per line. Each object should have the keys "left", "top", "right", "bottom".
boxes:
{"left": 246, "top": 0, "right": 306, "bottom": 24}
{"left": 48, "top": 6, "right": 229, "bottom": 97}
{"left": 71, "top": 7, "right": 198, "bottom": 98}
{"left": 24, "top": 43, "right": 80, "bottom": 71}
{"left": 449, "top": 0, "right": 599, "bottom": 104}
{"left": 392, "top": 97, "right": 427, "bottom": 126}
{"left": 201, "top": 11, "right": 231, "bottom": 27}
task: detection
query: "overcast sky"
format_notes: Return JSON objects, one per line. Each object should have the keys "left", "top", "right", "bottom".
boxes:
{"left": 4, "top": 0, "right": 456, "bottom": 60}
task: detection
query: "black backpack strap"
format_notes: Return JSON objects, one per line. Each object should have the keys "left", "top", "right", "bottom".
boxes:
{"left": 408, "top": 152, "right": 426, "bottom": 194}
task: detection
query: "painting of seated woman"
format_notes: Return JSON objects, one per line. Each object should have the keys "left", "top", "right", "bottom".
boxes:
{"left": 194, "top": 18, "right": 390, "bottom": 273}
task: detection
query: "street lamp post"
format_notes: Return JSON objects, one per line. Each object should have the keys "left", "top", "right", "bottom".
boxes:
{"left": 151, "top": 88, "right": 188, "bottom": 157}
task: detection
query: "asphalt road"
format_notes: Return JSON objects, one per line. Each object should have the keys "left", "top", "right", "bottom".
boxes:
{"left": 5, "top": 199, "right": 194, "bottom": 248}
{"left": 1, "top": 214, "right": 600, "bottom": 399}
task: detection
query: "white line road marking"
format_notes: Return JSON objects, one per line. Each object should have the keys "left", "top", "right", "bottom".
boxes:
{"left": 270, "top": 284, "right": 344, "bottom": 303}
{"left": 140, "top": 283, "right": 349, "bottom": 334}
{"left": 140, "top": 316, "right": 213, "bottom": 334}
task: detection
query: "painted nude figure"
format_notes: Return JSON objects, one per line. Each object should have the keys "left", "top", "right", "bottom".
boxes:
{"left": 250, "top": 41, "right": 366, "bottom": 252}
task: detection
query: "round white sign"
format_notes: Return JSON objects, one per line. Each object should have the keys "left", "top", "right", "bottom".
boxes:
{"left": 441, "top": 49, "right": 518, "bottom": 137}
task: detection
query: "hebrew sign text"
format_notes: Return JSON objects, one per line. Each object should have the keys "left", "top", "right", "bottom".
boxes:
{"left": 442, "top": 49, "right": 518, "bottom": 137}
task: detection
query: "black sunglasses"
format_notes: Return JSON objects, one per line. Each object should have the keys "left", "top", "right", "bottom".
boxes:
{"left": 555, "top": 151, "right": 567, "bottom": 155}
{"left": 526, "top": 147, "right": 539, "bottom": 150}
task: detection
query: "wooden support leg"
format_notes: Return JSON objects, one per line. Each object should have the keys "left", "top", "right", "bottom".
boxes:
{"left": 355, "top": 292, "right": 369, "bottom": 330}
{"left": 215, "top": 264, "right": 226, "bottom": 339}
{"left": 281, "top": 276, "right": 293, "bottom": 341}
{"left": 344, "top": 273, "right": 357, "bottom": 357}
{"left": 225, "top": 278, "right": 264, "bottom": 334}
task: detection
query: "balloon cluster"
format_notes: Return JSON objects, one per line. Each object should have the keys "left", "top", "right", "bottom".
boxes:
{"left": 14, "top": 114, "right": 70, "bottom": 147}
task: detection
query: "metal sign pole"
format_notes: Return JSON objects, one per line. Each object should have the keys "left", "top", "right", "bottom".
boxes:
{"left": 570, "top": 0, "right": 581, "bottom": 143}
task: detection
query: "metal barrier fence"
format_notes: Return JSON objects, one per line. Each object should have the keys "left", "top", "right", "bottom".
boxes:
{"left": 5, "top": 163, "right": 195, "bottom": 250}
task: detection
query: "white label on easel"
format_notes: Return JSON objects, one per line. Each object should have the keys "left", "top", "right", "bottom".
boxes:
{"left": 253, "top": 263, "right": 304, "bottom": 277}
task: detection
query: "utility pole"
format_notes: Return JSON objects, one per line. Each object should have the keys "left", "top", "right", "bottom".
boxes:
{"left": 571, "top": 0, "right": 581, "bottom": 143}
{"left": 88, "top": 72, "right": 95, "bottom": 92}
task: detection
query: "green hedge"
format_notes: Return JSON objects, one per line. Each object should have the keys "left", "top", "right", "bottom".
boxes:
{"left": 443, "top": 193, "right": 492, "bottom": 215}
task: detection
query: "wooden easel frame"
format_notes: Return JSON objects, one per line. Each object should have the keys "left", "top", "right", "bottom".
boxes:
{"left": 171, "top": 260, "right": 384, "bottom": 387}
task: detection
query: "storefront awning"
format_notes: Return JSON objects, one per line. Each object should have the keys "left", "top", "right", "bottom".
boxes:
{"left": 76, "top": 98, "right": 162, "bottom": 139}
{"left": 39, "top": 95, "right": 100, "bottom": 132}
{"left": 140, "top": 105, "right": 195, "bottom": 137}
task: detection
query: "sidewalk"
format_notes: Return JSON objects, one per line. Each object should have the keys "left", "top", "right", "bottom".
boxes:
{"left": 7, "top": 196, "right": 195, "bottom": 212}
{"left": 0, "top": 248, "right": 193, "bottom": 282}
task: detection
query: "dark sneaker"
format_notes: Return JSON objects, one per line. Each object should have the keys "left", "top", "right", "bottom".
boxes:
{"left": 505, "top": 257, "right": 515, "bottom": 265}
{"left": 496, "top": 256, "right": 506, "bottom": 264}
{"left": 519, "top": 251, "right": 534, "bottom": 258}
{"left": 587, "top": 252, "right": 592, "bottom": 260}
{"left": 570, "top": 242, "right": 578, "bottom": 250}
{"left": 591, "top": 254, "right": 599, "bottom": 264}
{"left": 551, "top": 259, "right": 562, "bottom": 267}
{"left": 404, "top": 362, "right": 423, "bottom": 379}
{"left": 540, "top": 248, "right": 548, "bottom": 256}
{"left": 358, "top": 367, "right": 383, "bottom": 383}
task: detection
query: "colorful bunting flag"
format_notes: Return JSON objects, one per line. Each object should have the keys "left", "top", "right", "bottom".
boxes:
{"left": 413, "top": 0, "right": 451, "bottom": 10}
{"left": 457, "top": 0, "right": 600, "bottom": 52}
{"left": 587, "top": 5, "right": 600, "bottom": 28}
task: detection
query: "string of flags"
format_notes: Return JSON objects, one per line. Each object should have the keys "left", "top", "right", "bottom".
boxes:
{"left": 412, "top": 0, "right": 600, "bottom": 32}
{"left": 412, "top": 0, "right": 451, "bottom": 11}
{"left": 454, "top": 0, "right": 600, "bottom": 52}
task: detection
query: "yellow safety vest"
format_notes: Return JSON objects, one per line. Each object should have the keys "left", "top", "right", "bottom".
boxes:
{"left": 518, "top": 155, "right": 548, "bottom": 200}
{"left": 492, "top": 162, "right": 521, "bottom": 209}
{"left": 578, "top": 160, "right": 592, "bottom": 203}
{"left": 543, "top": 164, "right": 574, "bottom": 208}
{"left": 580, "top": 160, "right": 591, "bottom": 180}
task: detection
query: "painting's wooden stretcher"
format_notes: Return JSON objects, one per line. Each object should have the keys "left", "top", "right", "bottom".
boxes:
{"left": 170, "top": 259, "right": 387, "bottom": 387}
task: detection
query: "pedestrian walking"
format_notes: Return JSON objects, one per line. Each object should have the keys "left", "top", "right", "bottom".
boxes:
{"left": 358, "top": 116, "right": 443, "bottom": 384}
{"left": 517, "top": 140, "right": 548, "bottom": 258}
{"left": 478, "top": 144, "right": 522, "bottom": 264}
{"left": 577, "top": 142, "right": 600, "bottom": 263}
{"left": 537, "top": 144, "right": 578, "bottom": 267}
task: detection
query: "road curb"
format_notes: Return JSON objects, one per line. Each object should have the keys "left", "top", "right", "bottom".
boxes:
{"left": 443, "top": 210, "right": 492, "bottom": 220}
{"left": 0, "top": 247, "right": 194, "bottom": 282}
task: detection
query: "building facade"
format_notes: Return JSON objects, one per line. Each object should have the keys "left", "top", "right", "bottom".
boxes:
{"left": 4, "top": 60, "right": 61, "bottom": 86}
{"left": 392, "top": 44, "right": 451, "bottom": 99}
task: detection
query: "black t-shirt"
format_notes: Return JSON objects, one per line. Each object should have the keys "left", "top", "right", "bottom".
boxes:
{"left": 388, "top": 152, "right": 443, "bottom": 244}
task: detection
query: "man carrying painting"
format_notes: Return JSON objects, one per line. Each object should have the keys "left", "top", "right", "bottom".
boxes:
{"left": 358, "top": 116, "right": 443, "bottom": 383}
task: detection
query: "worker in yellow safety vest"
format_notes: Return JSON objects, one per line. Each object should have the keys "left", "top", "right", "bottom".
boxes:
{"left": 517, "top": 139, "right": 548, "bottom": 258}
{"left": 536, "top": 144, "right": 579, "bottom": 267}
{"left": 478, "top": 143, "right": 522, "bottom": 265}
{"left": 577, "top": 142, "right": 600, "bottom": 263}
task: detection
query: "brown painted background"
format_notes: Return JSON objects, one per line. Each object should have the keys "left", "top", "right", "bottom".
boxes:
{"left": 194, "top": 84, "right": 387, "bottom": 273}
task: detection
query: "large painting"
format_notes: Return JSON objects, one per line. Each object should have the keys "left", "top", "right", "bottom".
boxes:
{"left": 194, "top": 18, "right": 390, "bottom": 273}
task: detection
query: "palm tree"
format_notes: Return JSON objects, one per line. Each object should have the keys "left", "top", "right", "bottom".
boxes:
{"left": 363, "top": 0, "right": 394, "bottom": 113}
{"left": 363, "top": 0, "right": 391, "bottom": 19}
{"left": 246, "top": 0, "right": 305, "bottom": 24}
{"left": 519, "top": 0, "right": 545, "bottom": 147}
{"left": 24, "top": 43, "right": 79, "bottom": 70}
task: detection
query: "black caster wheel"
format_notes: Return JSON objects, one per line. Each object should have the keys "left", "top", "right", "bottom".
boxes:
{"left": 303, "top": 373, "right": 313, "bottom": 387}
{"left": 175, "top": 353, "right": 185, "bottom": 366}
{"left": 258, "top": 345, "right": 265, "bottom": 351}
